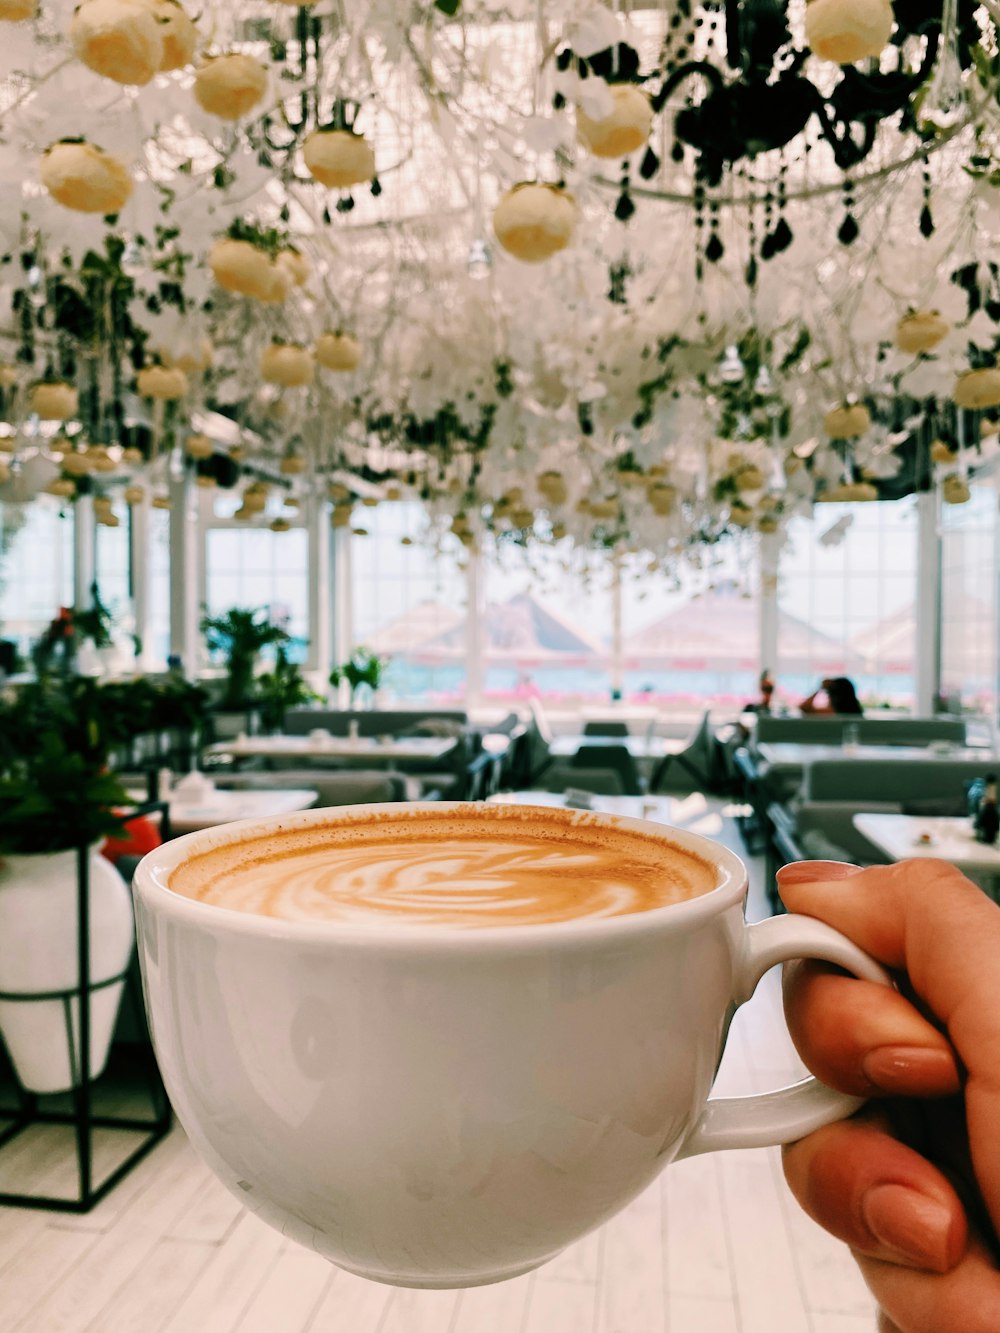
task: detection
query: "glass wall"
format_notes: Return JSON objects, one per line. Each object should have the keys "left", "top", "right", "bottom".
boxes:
{"left": 0, "top": 499, "right": 74, "bottom": 658}
{"left": 481, "top": 537, "right": 614, "bottom": 705}
{"left": 350, "top": 502, "right": 468, "bottom": 702}
{"left": 146, "top": 506, "right": 172, "bottom": 669}
{"left": 203, "top": 493, "right": 310, "bottom": 664}
{"left": 777, "top": 499, "right": 918, "bottom": 710}
{"left": 940, "top": 479, "right": 1000, "bottom": 719}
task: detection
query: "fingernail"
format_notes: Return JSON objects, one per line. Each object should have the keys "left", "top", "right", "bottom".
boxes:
{"left": 861, "top": 1046, "right": 958, "bottom": 1095}
{"left": 776, "top": 860, "right": 864, "bottom": 887}
{"left": 862, "top": 1183, "right": 955, "bottom": 1271}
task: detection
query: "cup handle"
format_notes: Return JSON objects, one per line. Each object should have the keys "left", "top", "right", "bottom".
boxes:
{"left": 676, "top": 913, "right": 893, "bottom": 1159}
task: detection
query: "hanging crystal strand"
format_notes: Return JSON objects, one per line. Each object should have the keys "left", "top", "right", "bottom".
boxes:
{"left": 918, "top": 0, "right": 967, "bottom": 134}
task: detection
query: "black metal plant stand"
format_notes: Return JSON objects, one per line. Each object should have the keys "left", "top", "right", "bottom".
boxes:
{"left": 0, "top": 806, "right": 173, "bottom": 1212}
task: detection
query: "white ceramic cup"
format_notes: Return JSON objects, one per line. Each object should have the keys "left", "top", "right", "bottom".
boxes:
{"left": 132, "top": 803, "right": 888, "bottom": 1290}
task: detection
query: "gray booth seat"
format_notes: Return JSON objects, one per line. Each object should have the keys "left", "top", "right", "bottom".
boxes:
{"left": 754, "top": 714, "right": 968, "bottom": 748}
{"left": 284, "top": 708, "right": 468, "bottom": 738}
{"left": 541, "top": 763, "right": 626, "bottom": 797}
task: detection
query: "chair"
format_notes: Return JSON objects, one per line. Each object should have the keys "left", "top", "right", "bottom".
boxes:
{"left": 517, "top": 697, "right": 554, "bottom": 785}
{"left": 582, "top": 720, "right": 630, "bottom": 738}
{"left": 650, "top": 710, "right": 722, "bottom": 794}
{"left": 541, "top": 763, "right": 626, "bottom": 797}
{"left": 571, "top": 744, "right": 643, "bottom": 796}
{"left": 464, "top": 750, "right": 505, "bottom": 801}
{"left": 732, "top": 746, "right": 770, "bottom": 854}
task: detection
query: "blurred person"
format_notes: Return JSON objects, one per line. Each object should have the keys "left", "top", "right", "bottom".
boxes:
{"left": 800, "top": 675, "right": 863, "bottom": 715}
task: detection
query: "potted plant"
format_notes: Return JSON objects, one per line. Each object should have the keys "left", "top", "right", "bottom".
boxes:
{"left": 200, "top": 606, "right": 292, "bottom": 710}
{"left": 0, "top": 678, "right": 134, "bottom": 1094}
{"left": 329, "top": 646, "right": 386, "bottom": 709}
{"left": 256, "top": 645, "right": 319, "bottom": 733}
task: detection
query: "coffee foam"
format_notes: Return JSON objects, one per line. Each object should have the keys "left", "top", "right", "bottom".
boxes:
{"left": 168, "top": 807, "right": 719, "bottom": 929}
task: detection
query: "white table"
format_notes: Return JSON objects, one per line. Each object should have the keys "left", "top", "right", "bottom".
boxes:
{"left": 203, "top": 734, "right": 457, "bottom": 766}
{"left": 488, "top": 790, "right": 680, "bottom": 823}
{"left": 853, "top": 813, "right": 1000, "bottom": 895}
{"left": 129, "top": 787, "right": 318, "bottom": 835}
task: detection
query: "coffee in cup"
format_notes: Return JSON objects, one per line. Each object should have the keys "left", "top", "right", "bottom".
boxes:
{"left": 168, "top": 807, "right": 717, "bottom": 928}
{"left": 133, "top": 802, "right": 888, "bottom": 1289}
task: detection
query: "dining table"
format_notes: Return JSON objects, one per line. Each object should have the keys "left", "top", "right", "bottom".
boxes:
{"left": 852, "top": 811, "right": 1000, "bottom": 896}
{"left": 127, "top": 786, "right": 319, "bottom": 836}
{"left": 202, "top": 733, "right": 458, "bottom": 767}
{"left": 756, "top": 741, "right": 993, "bottom": 780}
{"left": 487, "top": 789, "right": 681, "bottom": 823}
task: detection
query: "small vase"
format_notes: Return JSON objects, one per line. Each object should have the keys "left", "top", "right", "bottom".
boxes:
{"left": 0, "top": 848, "right": 134, "bottom": 1094}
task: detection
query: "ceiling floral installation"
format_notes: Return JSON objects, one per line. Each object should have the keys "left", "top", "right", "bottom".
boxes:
{"left": 0, "top": 0, "right": 998, "bottom": 565}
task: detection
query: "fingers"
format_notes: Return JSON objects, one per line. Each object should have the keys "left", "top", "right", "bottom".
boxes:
{"left": 857, "top": 1234, "right": 1000, "bottom": 1333}
{"left": 783, "top": 961, "right": 961, "bottom": 1098}
{"left": 777, "top": 859, "right": 1000, "bottom": 1238}
{"left": 783, "top": 1110, "right": 967, "bottom": 1273}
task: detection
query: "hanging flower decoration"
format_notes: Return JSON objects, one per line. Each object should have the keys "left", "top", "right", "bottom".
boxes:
{"left": 823, "top": 403, "right": 871, "bottom": 438}
{"left": 70, "top": 0, "right": 164, "bottom": 86}
{"left": 493, "top": 183, "right": 577, "bottom": 263}
{"left": 260, "top": 342, "right": 315, "bottom": 387}
{"left": 0, "top": 0, "right": 34, "bottom": 17}
{"left": 149, "top": 0, "right": 198, "bottom": 72}
{"left": 137, "top": 364, "right": 188, "bottom": 399}
{"left": 315, "top": 332, "right": 361, "bottom": 372}
{"left": 30, "top": 382, "right": 79, "bottom": 420}
{"left": 302, "top": 129, "right": 376, "bottom": 189}
{"left": 894, "top": 311, "right": 950, "bottom": 355}
{"left": 803, "top": 0, "right": 895, "bottom": 65}
{"left": 576, "top": 85, "right": 653, "bottom": 159}
{"left": 193, "top": 53, "right": 268, "bottom": 119}
{"left": 39, "top": 141, "right": 132, "bottom": 214}
{"left": 953, "top": 367, "right": 1000, "bottom": 409}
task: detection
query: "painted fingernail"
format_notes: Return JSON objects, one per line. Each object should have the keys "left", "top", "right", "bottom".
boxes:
{"left": 861, "top": 1046, "right": 958, "bottom": 1095}
{"left": 862, "top": 1183, "right": 955, "bottom": 1271}
{"left": 776, "top": 860, "right": 864, "bottom": 887}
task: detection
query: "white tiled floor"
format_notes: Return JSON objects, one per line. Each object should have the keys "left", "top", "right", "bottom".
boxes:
{"left": 0, "top": 801, "right": 878, "bottom": 1331}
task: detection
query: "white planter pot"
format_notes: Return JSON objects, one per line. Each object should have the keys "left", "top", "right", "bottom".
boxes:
{"left": 0, "top": 848, "right": 134, "bottom": 1094}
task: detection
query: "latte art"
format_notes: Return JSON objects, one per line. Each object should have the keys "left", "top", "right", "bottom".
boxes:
{"left": 169, "top": 809, "right": 717, "bottom": 928}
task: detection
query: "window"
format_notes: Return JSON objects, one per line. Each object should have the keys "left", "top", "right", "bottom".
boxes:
{"left": 94, "top": 498, "right": 130, "bottom": 621}
{"left": 145, "top": 506, "right": 172, "bottom": 669}
{"left": 481, "top": 536, "right": 615, "bottom": 705}
{"left": 940, "top": 480, "right": 999, "bottom": 719}
{"left": 0, "top": 499, "right": 74, "bottom": 656}
{"left": 204, "top": 525, "right": 310, "bottom": 660}
{"left": 350, "top": 502, "right": 467, "bottom": 702}
{"left": 778, "top": 500, "right": 918, "bottom": 710}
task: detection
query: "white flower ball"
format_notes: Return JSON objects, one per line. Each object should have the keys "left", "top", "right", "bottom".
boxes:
{"left": 30, "top": 381, "right": 79, "bottom": 420}
{"left": 302, "top": 130, "right": 376, "bottom": 189}
{"left": 40, "top": 140, "right": 132, "bottom": 213}
{"left": 193, "top": 53, "right": 267, "bottom": 120}
{"left": 493, "top": 183, "right": 577, "bottom": 263}
{"left": 315, "top": 332, "right": 362, "bottom": 372}
{"left": 137, "top": 364, "right": 188, "bottom": 399}
{"left": 146, "top": 0, "right": 197, "bottom": 71}
{"left": 823, "top": 403, "right": 871, "bottom": 438}
{"left": 260, "top": 343, "right": 315, "bottom": 388}
{"left": 953, "top": 367, "right": 1000, "bottom": 410}
{"left": 576, "top": 85, "right": 653, "bottom": 159}
{"left": 894, "top": 311, "right": 949, "bottom": 355}
{"left": 805, "top": 0, "right": 894, "bottom": 64}
{"left": 70, "top": 0, "right": 163, "bottom": 85}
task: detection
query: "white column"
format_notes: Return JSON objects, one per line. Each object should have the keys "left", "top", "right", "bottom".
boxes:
{"left": 307, "top": 492, "right": 332, "bottom": 684}
{"left": 73, "top": 494, "right": 95, "bottom": 607}
{"left": 168, "top": 469, "right": 199, "bottom": 672}
{"left": 757, "top": 531, "right": 780, "bottom": 678}
{"left": 331, "top": 525, "right": 352, "bottom": 702}
{"left": 130, "top": 493, "right": 151, "bottom": 668}
{"left": 465, "top": 548, "right": 485, "bottom": 709}
{"left": 610, "top": 554, "right": 623, "bottom": 699}
{"left": 915, "top": 488, "right": 941, "bottom": 715}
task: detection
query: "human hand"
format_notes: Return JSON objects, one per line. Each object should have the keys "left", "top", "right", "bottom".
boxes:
{"left": 778, "top": 859, "right": 1000, "bottom": 1332}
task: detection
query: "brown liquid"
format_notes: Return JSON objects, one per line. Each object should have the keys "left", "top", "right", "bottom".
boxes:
{"left": 169, "top": 807, "right": 719, "bottom": 928}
